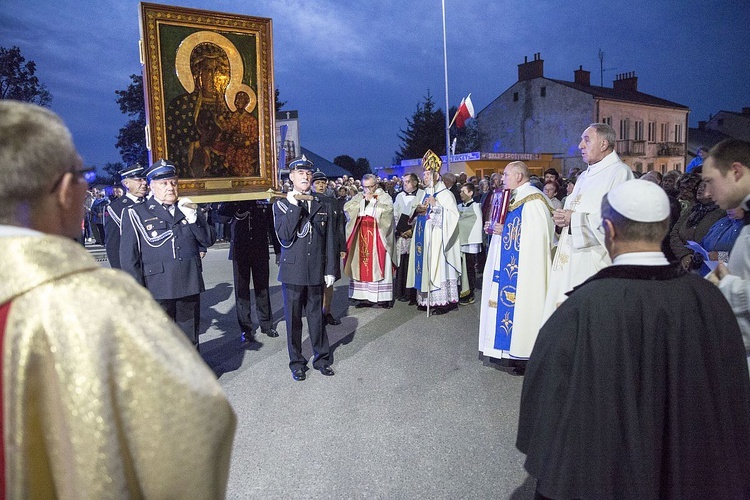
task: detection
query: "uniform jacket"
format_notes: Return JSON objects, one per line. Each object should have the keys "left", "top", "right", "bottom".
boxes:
{"left": 273, "top": 193, "right": 337, "bottom": 286}
{"left": 120, "top": 200, "right": 215, "bottom": 300}
{"left": 104, "top": 194, "right": 139, "bottom": 268}
{"left": 217, "top": 200, "right": 280, "bottom": 261}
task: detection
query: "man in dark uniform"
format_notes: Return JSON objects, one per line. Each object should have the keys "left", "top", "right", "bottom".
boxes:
{"left": 104, "top": 163, "right": 148, "bottom": 268}
{"left": 273, "top": 156, "right": 337, "bottom": 381}
{"left": 312, "top": 169, "right": 346, "bottom": 325}
{"left": 120, "top": 159, "right": 215, "bottom": 348}
{"left": 218, "top": 199, "right": 281, "bottom": 342}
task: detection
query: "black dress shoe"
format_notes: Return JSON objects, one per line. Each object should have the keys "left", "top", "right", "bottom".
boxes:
{"left": 291, "top": 369, "right": 306, "bottom": 381}
{"left": 317, "top": 365, "right": 335, "bottom": 376}
{"left": 378, "top": 301, "right": 393, "bottom": 309}
{"left": 262, "top": 328, "right": 279, "bottom": 338}
{"left": 354, "top": 300, "right": 372, "bottom": 308}
{"left": 431, "top": 306, "right": 450, "bottom": 315}
{"left": 397, "top": 297, "right": 410, "bottom": 302}
{"left": 324, "top": 313, "right": 341, "bottom": 325}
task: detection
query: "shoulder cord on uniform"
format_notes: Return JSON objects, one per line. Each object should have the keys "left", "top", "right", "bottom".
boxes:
{"left": 107, "top": 205, "right": 122, "bottom": 228}
{"left": 127, "top": 209, "right": 174, "bottom": 248}
{"left": 274, "top": 200, "right": 310, "bottom": 249}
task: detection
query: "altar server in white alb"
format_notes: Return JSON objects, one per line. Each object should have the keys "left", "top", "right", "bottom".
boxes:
{"left": 457, "top": 182, "right": 483, "bottom": 304}
{"left": 479, "top": 161, "right": 554, "bottom": 374}
{"left": 541, "top": 123, "right": 632, "bottom": 322}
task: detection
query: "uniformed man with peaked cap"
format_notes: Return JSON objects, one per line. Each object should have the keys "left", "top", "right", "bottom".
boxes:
{"left": 104, "top": 163, "right": 148, "bottom": 268}
{"left": 120, "top": 159, "right": 215, "bottom": 348}
{"left": 274, "top": 156, "right": 338, "bottom": 380}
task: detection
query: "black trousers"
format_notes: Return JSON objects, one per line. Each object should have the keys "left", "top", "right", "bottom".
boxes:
{"left": 233, "top": 255, "right": 272, "bottom": 333}
{"left": 157, "top": 294, "right": 200, "bottom": 347}
{"left": 463, "top": 252, "right": 477, "bottom": 295}
{"left": 281, "top": 283, "right": 330, "bottom": 371}
{"left": 394, "top": 253, "right": 416, "bottom": 302}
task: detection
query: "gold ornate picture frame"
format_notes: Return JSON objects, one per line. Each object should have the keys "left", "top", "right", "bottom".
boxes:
{"left": 139, "top": 2, "right": 276, "bottom": 201}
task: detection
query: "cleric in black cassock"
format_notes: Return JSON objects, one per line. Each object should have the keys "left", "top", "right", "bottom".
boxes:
{"left": 517, "top": 180, "right": 750, "bottom": 499}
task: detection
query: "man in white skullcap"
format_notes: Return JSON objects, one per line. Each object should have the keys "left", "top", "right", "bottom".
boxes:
{"left": 517, "top": 179, "right": 750, "bottom": 499}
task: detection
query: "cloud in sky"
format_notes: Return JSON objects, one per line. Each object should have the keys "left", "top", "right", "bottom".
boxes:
{"left": 3, "top": 0, "right": 749, "bottom": 170}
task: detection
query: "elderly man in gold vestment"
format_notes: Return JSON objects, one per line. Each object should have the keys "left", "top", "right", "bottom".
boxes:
{"left": 0, "top": 101, "right": 235, "bottom": 498}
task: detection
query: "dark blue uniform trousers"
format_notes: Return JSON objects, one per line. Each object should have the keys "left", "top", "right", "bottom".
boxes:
{"left": 281, "top": 283, "right": 330, "bottom": 371}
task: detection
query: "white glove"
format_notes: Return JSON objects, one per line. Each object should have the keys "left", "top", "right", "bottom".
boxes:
{"left": 324, "top": 275, "right": 335, "bottom": 287}
{"left": 286, "top": 191, "right": 298, "bottom": 206}
{"left": 177, "top": 197, "right": 197, "bottom": 223}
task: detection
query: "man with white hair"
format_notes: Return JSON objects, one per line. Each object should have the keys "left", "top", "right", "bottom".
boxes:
{"left": 0, "top": 100, "right": 235, "bottom": 498}
{"left": 120, "top": 159, "right": 215, "bottom": 349}
{"left": 542, "top": 123, "right": 632, "bottom": 321}
{"left": 518, "top": 179, "right": 750, "bottom": 499}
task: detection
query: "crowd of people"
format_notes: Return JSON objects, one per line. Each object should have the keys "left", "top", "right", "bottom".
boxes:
{"left": 2, "top": 100, "right": 749, "bottom": 498}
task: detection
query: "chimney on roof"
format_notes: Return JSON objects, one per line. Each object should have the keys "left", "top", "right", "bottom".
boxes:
{"left": 574, "top": 65, "right": 590, "bottom": 86}
{"left": 518, "top": 52, "right": 544, "bottom": 82}
{"left": 613, "top": 71, "right": 638, "bottom": 92}
{"left": 742, "top": 107, "right": 750, "bottom": 116}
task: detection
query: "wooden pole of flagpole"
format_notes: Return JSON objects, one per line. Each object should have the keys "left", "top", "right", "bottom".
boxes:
{"left": 441, "top": 0, "right": 451, "bottom": 174}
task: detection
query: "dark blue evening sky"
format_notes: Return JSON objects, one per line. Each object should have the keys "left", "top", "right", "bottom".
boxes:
{"left": 3, "top": 0, "right": 749, "bottom": 169}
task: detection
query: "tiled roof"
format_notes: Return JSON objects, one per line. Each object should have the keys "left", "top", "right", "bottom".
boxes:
{"left": 300, "top": 147, "right": 350, "bottom": 177}
{"left": 548, "top": 79, "right": 689, "bottom": 110}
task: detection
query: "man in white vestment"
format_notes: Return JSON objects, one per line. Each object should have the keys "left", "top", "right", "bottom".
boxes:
{"left": 344, "top": 173, "right": 395, "bottom": 307}
{"left": 406, "top": 150, "right": 462, "bottom": 315}
{"left": 479, "top": 161, "right": 554, "bottom": 374}
{"left": 541, "top": 123, "right": 633, "bottom": 321}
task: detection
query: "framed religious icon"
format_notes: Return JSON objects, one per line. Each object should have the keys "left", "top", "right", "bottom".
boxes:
{"left": 139, "top": 2, "right": 277, "bottom": 201}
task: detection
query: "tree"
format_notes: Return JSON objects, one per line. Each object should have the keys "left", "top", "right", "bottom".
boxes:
{"left": 102, "top": 162, "right": 125, "bottom": 185}
{"left": 351, "top": 158, "right": 372, "bottom": 179}
{"left": 0, "top": 46, "right": 52, "bottom": 106}
{"left": 115, "top": 74, "right": 148, "bottom": 167}
{"left": 395, "top": 90, "right": 446, "bottom": 162}
{"left": 333, "top": 155, "right": 357, "bottom": 173}
{"left": 275, "top": 88, "right": 286, "bottom": 113}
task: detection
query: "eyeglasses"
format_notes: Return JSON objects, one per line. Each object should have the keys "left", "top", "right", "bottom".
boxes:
{"left": 363, "top": 184, "right": 377, "bottom": 190}
{"left": 597, "top": 218, "right": 611, "bottom": 232}
{"left": 49, "top": 166, "right": 97, "bottom": 193}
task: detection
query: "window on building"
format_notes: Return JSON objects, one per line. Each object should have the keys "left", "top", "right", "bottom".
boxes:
{"left": 647, "top": 163, "right": 654, "bottom": 171}
{"left": 634, "top": 162, "right": 643, "bottom": 172}
{"left": 648, "top": 122, "right": 656, "bottom": 142}
{"left": 634, "top": 120, "right": 644, "bottom": 141}
{"left": 675, "top": 163, "right": 682, "bottom": 171}
{"left": 513, "top": 92, "right": 519, "bottom": 102}
{"left": 674, "top": 123, "right": 683, "bottom": 142}
{"left": 660, "top": 163, "right": 667, "bottom": 173}
{"left": 603, "top": 116, "right": 612, "bottom": 127}
{"left": 660, "top": 123, "right": 669, "bottom": 142}
{"left": 540, "top": 86, "right": 546, "bottom": 97}
{"left": 619, "top": 119, "right": 630, "bottom": 140}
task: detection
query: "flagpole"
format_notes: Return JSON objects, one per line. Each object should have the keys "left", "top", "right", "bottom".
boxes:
{"left": 441, "top": 0, "right": 451, "bottom": 174}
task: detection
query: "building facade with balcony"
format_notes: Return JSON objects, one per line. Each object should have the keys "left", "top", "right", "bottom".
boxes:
{"left": 477, "top": 54, "right": 690, "bottom": 175}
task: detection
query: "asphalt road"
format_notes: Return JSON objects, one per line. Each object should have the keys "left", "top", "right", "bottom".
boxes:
{"left": 102, "top": 243, "right": 536, "bottom": 499}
